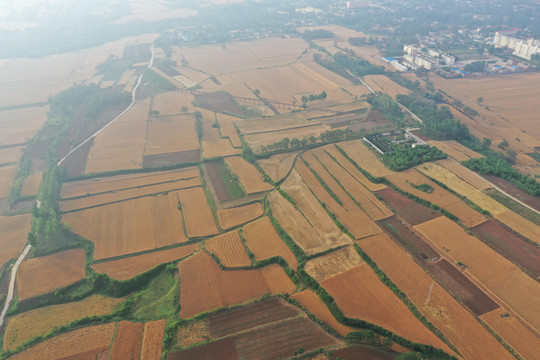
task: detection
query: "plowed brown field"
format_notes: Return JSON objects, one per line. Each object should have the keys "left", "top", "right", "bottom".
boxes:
{"left": 205, "top": 231, "right": 251, "bottom": 267}
{"left": 258, "top": 151, "right": 300, "bottom": 182}
{"left": 376, "top": 187, "right": 440, "bottom": 225}
{"left": 8, "top": 323, "right": 116, "bottom": 360}
{"left": 17, "top": 248, "right": 86, "bottom": 300}
{"left": 481, "top": 308, "right": 540, "bottom": 360}
{"left": 178, "top": 187, "right": 219, "bottom": 238}
{"left": 321, "top": 263, "right": 449, "bottom": 351}
{"left": 110, "top": 321, "right": 144, "bottom": 360}
{"left": 92, "top": 244, "right": 199, "bottom": 280}
{"left": 85, "top": 98, "right": 151, "bottom": 174}
{"left": 225, "top": 156, "right": 273, "bottom": 194}
{"left": 63, "top": 192, "right": 186, "bottom": 259}
{"left": 243, "top": 216, "right": 298, "bottom": 270}
{"left": 305, "top": 246, "right": 363, "bottom": 282}
{"left": 0, "top": 214, "right": 32, "bottom": 270}
{"left": 178, "top": 251, "right": 295, "bottom": 318}
{"left": 217, "top": 202, "right": 263, "bottom": 230}
{"left": 291, "top": 289, "right": 354, "bottom": 336}
{"left": 0, "top": 145, "right": 22, "bottom": 165}
{"left": 359, "top": 233, "right": 513, "bottom": 360}
{"left": 140, "top": 320, "right": 167, "bottom": 360}
{"left": 268, "top": 191, "right": 350, "bottom": 255}
{"left": 415, "top": 216, "right": 540, "bottom": 332}
{"left": 3, "top": 295, "right": 123, "bottom": 351}
{"left": 494, "top": 210, "right": 540, "bottom": 245}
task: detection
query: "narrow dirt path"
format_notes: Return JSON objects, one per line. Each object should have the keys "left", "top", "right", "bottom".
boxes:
{"left": 0, "top": 244, "right": 31, "bottom": 328}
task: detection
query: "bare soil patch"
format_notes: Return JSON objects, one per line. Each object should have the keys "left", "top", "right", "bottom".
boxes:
{"left": 142, "top": 149, "right": 200, "bottom": 168}
{"left": 376, "top": 187, "right": 440, "bottom": 226}
{"left": 110, "top": 321, "right": 144, "bottom": 360}
{"left": 484, "top": 174, "right": 540, "bottom": 211}
{"left": 195, "top": 91, "right": 243, "bottom": 116}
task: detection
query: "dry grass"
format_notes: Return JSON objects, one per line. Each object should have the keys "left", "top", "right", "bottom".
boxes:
{"left": 304, "top": 246, "right": 363, "bottom": 283}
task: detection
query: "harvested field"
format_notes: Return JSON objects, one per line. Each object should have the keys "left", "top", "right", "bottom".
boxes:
{"left": 205, "top": 231, "right": 251, "bottom": 267}
{"left": 207, "top": 298, "right": 299, "bottom": 338}
{"left": 92, "top": 244, "right": 199, "bottom": 280}
{"left": 349, "top": 109, "right": 394, "bottom": 133}
{"left": 364, "top": 75, "right": 409, "bottom": 98}
{"left": 484, "top": 174, "right": 540, "bottom": 211}
{"left": 243, "top": 216, "right": 298, "bottom": 270}
{"left": 144, "top": 114, "right": 199, "bottom": 156}
{"left": 376, "top": 188, "right": 440, "bottom": 225}
{"left": 428, "top": 140, "right": 483, "bottom": 162}
{"left": 324, "top": 144, "right": 387, "bottom": 191}
{"left": 168, "top": 337, "right": 237, "bottom": 360}
{"left": 110, "top": 321, "right": 144, "bottom": 360}
{"left": 177, "top": 320, "right": 210, "bottom": 347}
{"left": 200, "top": 109, "right": 240, "bottom": 158}
{"left": 61, "top": 167, "right": 200, "bottom": 199}
{"left": 268, "top": 191, "right": 350, "bottom": 256}
{"left": 152, "top": 91, "right": 196, "bottom": 115}
{"left": 444, "top": 201, "right": 488, "bottom": 228}
{"left": 216, "top": 113, "right": 242, "bottom": 148}
{"left": 85, "top": 99, "right": 151, "bottom": 174}
{"left": 17, "top": 248, "right": 86, "bottom": 300}
{"left": 281, "top": 170, "right": 350, "bottom": 245}
{"left": 321, "top": 263, "right": 450, "bottom": 351}
{"left": 19, "top": 172, "right": 42, "bottom": 197}
{"left": 481, "top": 308, "right": 540, "bottom": 360}
{"left": 337, "top": 140, "right": 393, "bottom": 177}
{"left": 8, "top": 323, "right": 116, "bottom": 360}
{"left": 0, "top": 164, "right": 16, "bottom": 197}
{"left": 315, "top": 147, "right": 392, "bottom": 220}
{"left": 178, "top": 251, "right": 295, "bottom": 318}
{"left": 417, "top": 162, "right": 507, "bottom": 215}
{"left": 178, "top": 187, "right": 219, "bottom": 238}
{"left": 195, "top": 91, "right": 242, "bottom": 116}
{"left": 63, "top": 192, "right": 186, "bottom": 259}
{"left": 291, "top": 290, "right": 354, "bottom": 336}
{"left": 3, "top": 295, "right": 123, "bottom": 351}
{"left": 217, "top": 202, "right": 263, "bottom": 230}
{"left": 225, "top": 156, "right": 273, "bottom": 194}
{"left": 471, "top": 219, "right": 540, "bottom": 279}
{"left": 140, "top": 320, "right": 167, "bottom": 360}
{"left": 305, "top": 246, "right": 363, "bottom": 283}
{"left": 142, "top": 149, "right": 200, "bottom": 168}
{"left": 0, "top": 107, "right": 48, "bottom": 146}
{"left": 244, "top": 125, "right": 329, "bottom": 154}
{"left": 297, "top": 157, "right": 382, "bottom": 239}
{"left": 0, "top": 145, "right": 23, "bottom": 165}
{"left": 494, "top": 210, "right": 540, "bottom": 245}
{"left": 60, "top": 177, "right": 200, "bottom": 212}
{"left": 378, "top": 216, "right": 439, "bottom": 261}
{"left": 358, "top": 233, "right": 513, "bottom": 360}
{"left": 415, "top": 216, "right": 540, "bottom": 332}
{"left": 427, "top": 259, "right": 499, "bottom": 316}
{"left": 436, "top": 158, "right": 491, "bottom": 190}
{"left": 258, "top": 151, "right": 300, "bottom": 182}
{"left": 204, "top": 159, "right": 244, "bottom": 202}
{"left": 0, "top": 214, "right": 32, "bottom": 270}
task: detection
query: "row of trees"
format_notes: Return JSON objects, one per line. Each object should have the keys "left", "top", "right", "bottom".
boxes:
{"left": 301, "top": 91, "right": 327, "bottom": 104}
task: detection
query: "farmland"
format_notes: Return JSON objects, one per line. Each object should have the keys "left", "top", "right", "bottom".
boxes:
{"left": 17, "top": 248, "right": 86, "bottom": 300}
{"left": 364, "top": 75, "right": 409, "bottom": 99}
{"left": 216, "top": 202, "right": 263, "bottom": 230}
{"left": 427, "top": 140, "right": 484, "bottom": 163}
{"left": 224, "top": 156, "right": 273, "bottom": 194}
{"left": 177, "top": 251, "right": 295, "bottom": 318}
{"left": 258, "top": 151, "right": 300, "bottom": 182}
{"left": 91, "top": 243, "right": 199, "bottom": 280}
{"left": 0, "top": 214, "right": 32, "bottom": 270}
{"left": 110, "top": 321, "right": 145, "bottom": 360}
{"left": 358, "top": 233, "right": 513, "bottom": 359}
{"left": 141, "top": 320, "right": 167, "bottom": 360}
{"left": 205, "top": 231, "right": 252, "bottom": 267}
{"left": 178, "top": 187, "right": 219, "bottom": 238}
{"left": 243, "top": 216, "right": 298, "bottom": 270}
{"left": 3, "top": 294, "right": 123, "bottom": 351}
{"left": 63, "top": 192, "right": 186, "bottom": 259}
{"left": 304, "top": 246, "right": 363, "bottom": 282}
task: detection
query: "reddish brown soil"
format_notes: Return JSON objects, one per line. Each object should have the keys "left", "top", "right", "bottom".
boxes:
{"left": 205, "top": 160, "right": 235, "bottom": 202}
{"left": 376, "top": 188, "right": 440, "bottom": 225}
{"left": 142, "top": 150, "right": 200, "bottom": 168}
{"left": 427, "top": 259, "right": 500, "bottom": 316}
{"left": 194, "top": 91, "right": 243, "bottom": 117}
{"left": 167, "top": 338, "right": 238, "bottom": 360}
{"left": 61, "top": 138, "right": 94, "bottom": 178}
{"left": 110, "top": 321, "right": 144, "bottom": 360}
{"left": 377, "top": 216, "right": 439, "bottom": 261}
{"left": 207, "top": 298, "right": 298, "bottom": 338}
{"left": 484, "top": 175, "right": 540, "bottom": 211}
{"left": 330, "top": 346, "right": 396, "bottom": 360}
{"left": 471, "top": 219, "right": 540, "bottom": 278}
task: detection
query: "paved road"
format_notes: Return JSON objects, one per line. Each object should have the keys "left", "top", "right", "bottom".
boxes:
{"left": 0, "top": 244, "right": 31, "bottom": 328}
{"left": 57, "top": 46, "right": 155, "bottom": 167}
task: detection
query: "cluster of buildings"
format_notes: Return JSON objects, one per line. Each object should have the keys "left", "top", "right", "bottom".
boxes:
{"left": 402, "top": 45, "right": 456, "bottom": 70}
{"left": 493, "top": 32, "right": 540, "bottom": 60}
